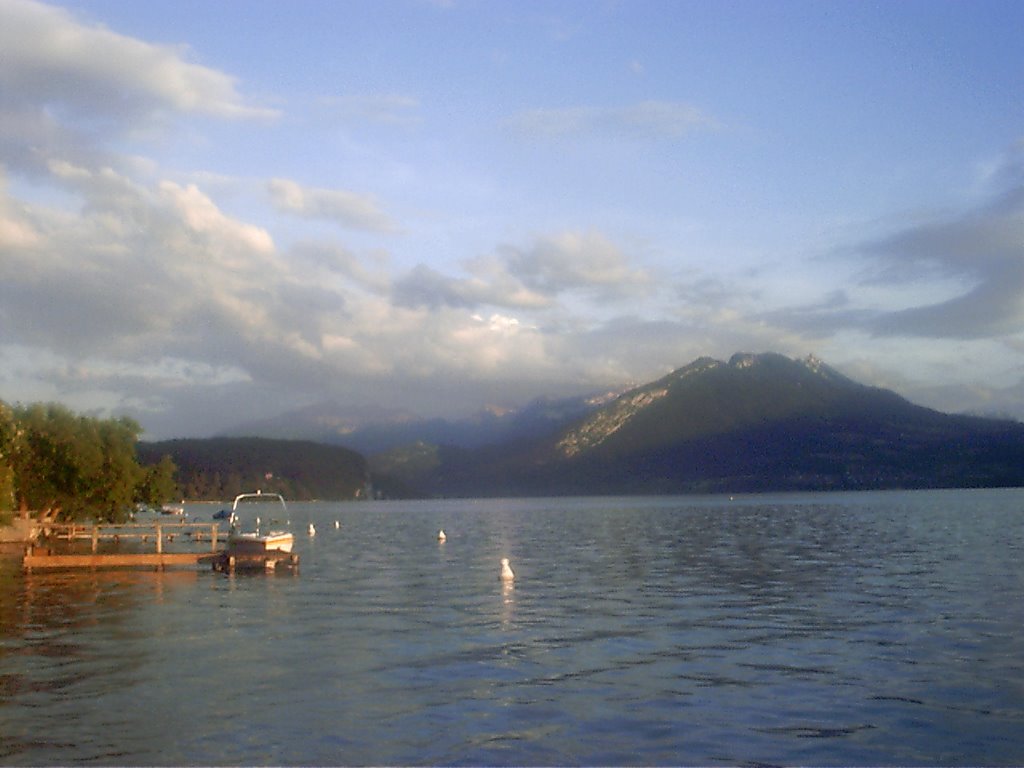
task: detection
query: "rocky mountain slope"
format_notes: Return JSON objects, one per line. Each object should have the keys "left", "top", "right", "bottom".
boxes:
{"left": 379, "top": 353, "right": 1024, "bottom": 495}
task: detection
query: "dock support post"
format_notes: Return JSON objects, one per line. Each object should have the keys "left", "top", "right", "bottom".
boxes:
{"left": 210, "top": 524, "right": 218, "bottom": 552}
{"left": 156, "top": 524, "right": 162, "bottom": 554}
{"left": 92, "top": 525, "right": 99, "bottom": 553}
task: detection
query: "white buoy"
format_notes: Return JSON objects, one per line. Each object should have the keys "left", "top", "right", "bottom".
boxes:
{"left": 334, "top": 520, "right": 340, "bottom": 529}
{"left": 308, "top": 523, "right": 316, "bottom": 536}
{"left": 500, "top": 557, "right": 515, "bottom": 581}
{"left": 438, "top": 529, "right": 446, "bottom": 542}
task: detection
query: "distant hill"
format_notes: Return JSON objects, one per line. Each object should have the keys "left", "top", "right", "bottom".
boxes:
{"left": 151, "top": 353, "right": 1024, "bottom": 499}
{"left": 136, "top": 437, "right": 417, "bottom": 501}
{"left": 222, "top": 402, "right": 421, "bottom": 448}
{"left": 222, "top": 394, "right": 606, "bottom": 454}
{"left": 377, "top": 353, "right": 1024, "bottom": 496}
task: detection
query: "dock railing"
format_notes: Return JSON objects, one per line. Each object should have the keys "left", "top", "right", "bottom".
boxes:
{"left": 24, "top": 520, "right": 299, "bottom": 572}
{"left": 40, "top": 521, "right": 223, "bottom": 554}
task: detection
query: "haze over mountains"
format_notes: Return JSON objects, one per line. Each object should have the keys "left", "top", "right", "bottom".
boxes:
{"left": 144, "top": 353, "right": 1024, "bottom": 498}
{"left": 222, "top": 393, "right": 608, "bottom": 456}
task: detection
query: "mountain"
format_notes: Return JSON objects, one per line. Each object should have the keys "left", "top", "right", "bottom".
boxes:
{"left": 222, "top": 395, "right": 606, "bottom": 454}
{"left": 222, "top": 402, "right": 421, "bottom": 446}
{"left": 379, "top": 352, "right": 1024, "bottom": 496}
{"left": 136, "top": 436, "right": 419, "bottom": 501}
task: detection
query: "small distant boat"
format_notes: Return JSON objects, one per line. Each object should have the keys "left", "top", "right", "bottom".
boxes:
{"left": 212, "top": 508, "right": 234, "bottom": 521}
{"left": 226, "top": 491, "right": 293, "bottom": 554}
{"left": 161, "top": 504, "right": 185, "bottom": 516}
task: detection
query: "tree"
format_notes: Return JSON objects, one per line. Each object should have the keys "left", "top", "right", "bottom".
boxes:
{"left": 0, "top": 401, "right": 16, "bottom": 515}
{"left": 136, "top": 454, "right": 178, "bottom": 508}
{"left": 5, "top": 403, "right": 175, "bottom": 523}
{"left": 86, "top": 416, "right": 146, "bottom": 521}
{"left": 9, "top": 403, "right": 88, "bottom": 518}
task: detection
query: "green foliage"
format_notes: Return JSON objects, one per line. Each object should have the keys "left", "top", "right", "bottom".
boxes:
{"left": 0, "top": 400, "right": 178, "bottom": 522}
{"left": 137, "top": 437, "right": 376, "bottom": 501}
{"left": 136, "top": 454, "right": 178, "bottom": 507}
{"left": 0, "top": 402, "right": 15, "bottom": 511}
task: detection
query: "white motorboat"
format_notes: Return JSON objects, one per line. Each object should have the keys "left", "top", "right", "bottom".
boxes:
{"left": 227, "top": 529, "right": 294, "bottom": 554}
{"left": 226, "top": 491, "right": 294, "bottom": 554}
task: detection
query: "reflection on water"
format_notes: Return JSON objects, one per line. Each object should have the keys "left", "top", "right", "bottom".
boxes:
{"left": 1, "top": 489, "right": 1023, "bottom": 765}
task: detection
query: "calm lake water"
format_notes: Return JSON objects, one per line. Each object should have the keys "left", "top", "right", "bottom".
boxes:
{"left": 1, "top": 489, "right": 1023, "bottom": 766}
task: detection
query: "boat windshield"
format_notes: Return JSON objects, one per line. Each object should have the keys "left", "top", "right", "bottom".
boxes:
{"left": 229, "top": 492, "right": 289, "bottom": 532}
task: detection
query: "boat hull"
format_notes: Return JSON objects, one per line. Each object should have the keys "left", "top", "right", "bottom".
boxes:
{"left": 227, "top": 532, "right": 294, "bottom": 554}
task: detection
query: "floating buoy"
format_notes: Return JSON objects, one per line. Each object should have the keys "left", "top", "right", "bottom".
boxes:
{"left": 308, "top": 523, "right": 316, "bottom": 536}
{"left": 334, "top": 520, "right": 340, "bottom": 529}
{"left": 500, "top": 557, "right": 515, "bottom": 581}
{"left": 437, "top": 529, "right": 446, "bottom": 542}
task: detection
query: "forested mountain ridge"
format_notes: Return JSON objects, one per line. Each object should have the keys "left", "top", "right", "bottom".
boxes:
{"left": 554, "top": 353, "right": 912, "bottom": 460}
{"left": 222, "top": 394, "right": 605, "bottom": 455}
{"left": 135, "top": 437, "right": 409, "bottom": 501}
{"left": 139, "top": 353, "right": 1024, "bottom": 499}
{"left": 377, "top": 353, "right": 1024, "bottom": 496}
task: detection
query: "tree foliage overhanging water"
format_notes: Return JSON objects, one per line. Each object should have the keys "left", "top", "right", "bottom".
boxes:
{"left": 0, "top": 400, "right": 176, "bottom": 522}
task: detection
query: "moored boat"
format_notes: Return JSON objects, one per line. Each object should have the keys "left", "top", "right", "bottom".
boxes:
{"left": 226, "top": 529, "right": 294, "bottom": 554}
{"left": 226, "top": 491, "right": 293, "bottom": 554}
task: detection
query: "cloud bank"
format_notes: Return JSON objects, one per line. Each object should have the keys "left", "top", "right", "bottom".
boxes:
{"left": 1, "top": 0, "right": 1022, "bottom": 438}
{"left": 269, "top": 178, "right": 397, "bottom": 233}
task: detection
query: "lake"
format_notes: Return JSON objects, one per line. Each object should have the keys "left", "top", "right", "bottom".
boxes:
{"left": 1, "top": 489, "right": 1023, "bottom": 765}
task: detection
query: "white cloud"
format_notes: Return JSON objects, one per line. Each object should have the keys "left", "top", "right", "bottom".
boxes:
{"left": 862, "top": 186, "right": 1024, "bottom": 339}
{"left": 160, "top": 181, "right": 275, "bottom": 258}
{"left": 0, "top": 161, "right": 302, "bottom": 370}
{"left": 0, "top": 172, "right": 41, "bottom": 248}
{"left": 500, "top": 231, "right": 653, "bottom": 297}
{"left": 473, "top": 313, "right": 522, "bottom": 334}
{"left": 268, "top": 178, "right": 397, "bottom": 233}
{"left": 392, "top": 263, "right": 551, "bottom": 311}
{"left": 2, "top": 2, "right": 1021, "bottom": 438}
{"left": 391, "top": 230, "right": 654, "bottom": 313}
{"left": 0, "top": 0, "right": 277, "bottom": 123}
{"left": 289, "top": 241, "right": 392, "bottom": 294}
{"left": 754, "top": 141, "right": 1024, "bottom": 344}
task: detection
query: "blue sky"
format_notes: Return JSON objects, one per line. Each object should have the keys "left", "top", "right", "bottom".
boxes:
{"left": 1, "top": 0, "right": 1022, "bottom": 439}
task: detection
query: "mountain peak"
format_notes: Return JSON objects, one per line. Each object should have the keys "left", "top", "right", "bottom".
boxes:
{"left": 368, "top": 350, "right": 1024, "bottom": 496}
{"left": 559, "top": 353, "right": 825, "bottom": 458}
{"left": 803, "top": 353, "right": 825, "bottom": 373}
{"left": 728, "top": 352, "right": 760, "bottom": 369}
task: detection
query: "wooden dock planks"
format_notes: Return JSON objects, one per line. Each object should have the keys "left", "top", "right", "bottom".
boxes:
{"left": 22, "top": 520, "right": 299, "bottom": 572}
{"left": 23, "top": 550, "right": 219, "bottom": 570}
{"left": 22, "top": 547, "right": 299, "bottom": 572}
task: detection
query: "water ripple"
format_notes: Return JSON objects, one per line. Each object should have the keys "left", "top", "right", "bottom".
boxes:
{"left": 0, "top": 489, "right": 1022, "bottom": 765}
